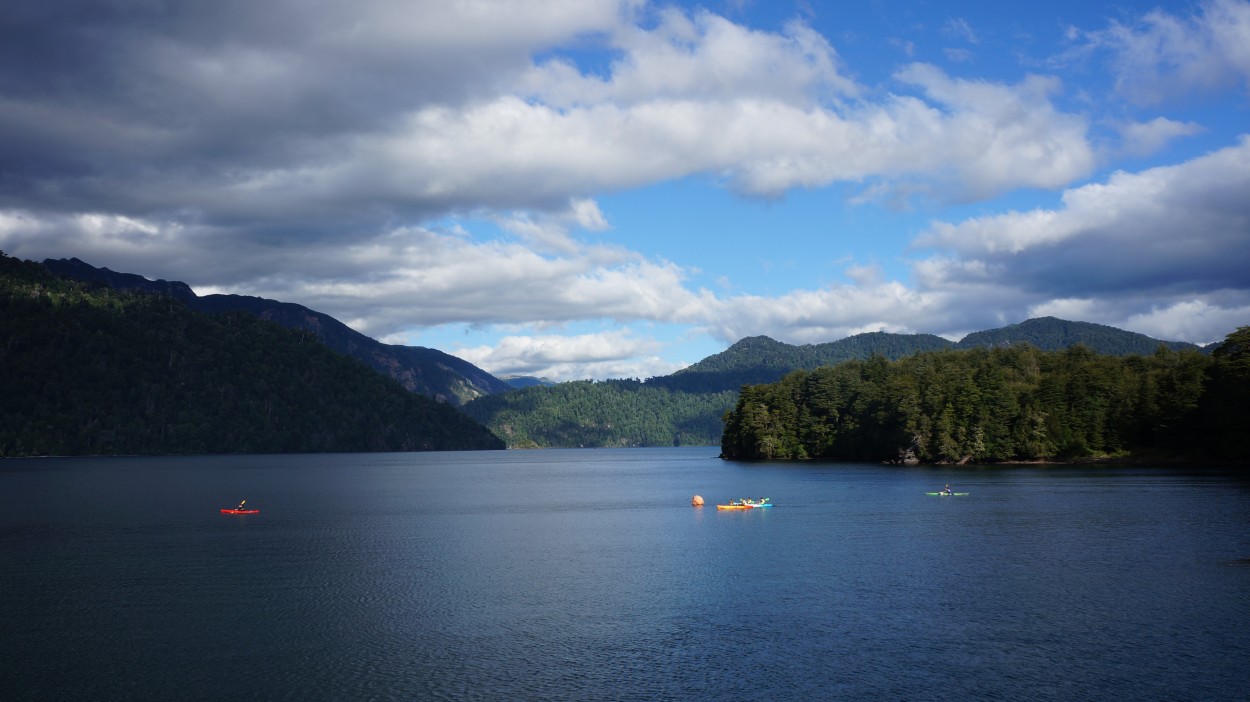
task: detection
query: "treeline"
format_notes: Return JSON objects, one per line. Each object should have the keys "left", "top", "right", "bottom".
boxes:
{"left": 464, "top": 378, "right": 735, "bottom": 448}
{"left": 721, "top": 335, "right": 1249, "bottom": 463}
{"left": 0, "top": 253, "right": 504, "bottom": 456}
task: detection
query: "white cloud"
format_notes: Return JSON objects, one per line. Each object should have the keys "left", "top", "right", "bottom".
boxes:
{"left": 521, "top": 9, "right": 859, "bottom": 107}
{"left": 703, "top": 278, "right": 948, "bottom": 345}
{"left": 891, "top": 65, "right": 1094, "bottom": 197}
{"left": 1075, "top": 0, "right": 1250, "bottom": 105}
{"left": 452, "top": 328, "right": 682, "bottom": 380}
{"left": 906, "top": 137, "right": 1250, "bottom": 343}
{"left": 1115, "top": 117, "right": 1203, "bottom": 156}
{"left": 1120, "top": 299, "right": 1250, "bottom": 345}
{"left": 943, "top": 18, "right": 980, "bottom": 45}
{"left": 4, "top": 0, "right": 1246, "bottom": 381}
{"left": 2, "top": 2, "right": 1105, "bottom": 243}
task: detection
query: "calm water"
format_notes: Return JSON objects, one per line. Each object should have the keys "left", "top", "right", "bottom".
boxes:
{"left": 3, "top": 447, "right": 1248, "bottom": 701}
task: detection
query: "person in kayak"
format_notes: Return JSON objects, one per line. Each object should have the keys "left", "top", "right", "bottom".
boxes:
{"left": 942, "top": 484, "right": 953, "bottom": 495}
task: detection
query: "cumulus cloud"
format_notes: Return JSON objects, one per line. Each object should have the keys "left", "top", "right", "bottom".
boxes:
{"left": 909, "top": 137, "right": 1250, "bottom": 341}
{"left": 1115, "top": 117, "right": 1204, "bottom": 156}
{"left": 2, "top": 0, "right": 1246, "bottom": 380}
{"left": 0, "top": 0, "right": 1099, "bottom": 234}
{"left": 452, "top": 329, "right": 681, "bottom": 380}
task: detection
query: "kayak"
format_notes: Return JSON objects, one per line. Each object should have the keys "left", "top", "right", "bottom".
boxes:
{"left": 925, "top": 492, "right": 969, "bottom": 496}
{"left": 716, "top": 499, "right": 772, "bottom": 510}
{"left": 220, "top": 508, "right": 260, "bottom": 514}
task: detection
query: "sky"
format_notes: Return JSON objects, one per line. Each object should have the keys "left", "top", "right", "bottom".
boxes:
{"left": 2, "top": 0, "right": 1249, "bottom": 381}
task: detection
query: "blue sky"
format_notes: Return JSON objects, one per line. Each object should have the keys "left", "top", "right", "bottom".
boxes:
{"left": 2, "top": 0, "right": 1248, "bottom": 380}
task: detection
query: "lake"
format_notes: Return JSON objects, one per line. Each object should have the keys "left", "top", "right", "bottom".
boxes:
{"left": 3, "top": 447, "right": 1248, "bottom": 701}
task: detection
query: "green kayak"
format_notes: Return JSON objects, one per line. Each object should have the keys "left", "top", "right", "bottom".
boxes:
{"left": 926, "top": 492, "right": 970, "bottom": 496}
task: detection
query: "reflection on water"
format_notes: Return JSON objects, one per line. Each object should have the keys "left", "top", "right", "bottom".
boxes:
{"left": 3, "top": 448, "right": 1249, "bottom": 701}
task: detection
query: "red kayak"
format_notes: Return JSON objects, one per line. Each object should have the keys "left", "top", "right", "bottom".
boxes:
{"left": 221, "top": 500, "right": 258, "bottom": 514}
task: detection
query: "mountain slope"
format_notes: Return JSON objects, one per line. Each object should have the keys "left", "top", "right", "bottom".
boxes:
{"left": 42, "top": 257, "right": 512, "bottom": 405}
{"left": 2, "top": 253, "right": 504, "bottom": 456}
{"left": 468, "top": 320, "right": 1207, "bottom": 448}
{"left": 651, "top": 332, "right": 956, "bottom": 393}
{"left": 955, "top": 317, "right": 1202, "bottom": 354}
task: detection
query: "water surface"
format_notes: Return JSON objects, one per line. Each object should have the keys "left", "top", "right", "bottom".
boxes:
{"left": 3, "top": 448, "right": 1248, "bottom": 700}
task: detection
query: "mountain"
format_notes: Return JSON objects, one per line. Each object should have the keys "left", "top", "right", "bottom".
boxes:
{"left": 0, "top": 253, "right": 504, "bottom": 456}
{"left": 650, "top": 331, "right": 953, "bottom": 393}
{"left": 653, "top": 320, "right": 1200, "bottom": 395}
{"left": 32, "top": 255, "right": 1215, "bottom": 452}
{"left": 720, "top": 337, "right": 1245, "bottom": 464}
{"left": 502, "top": 375, "right": 557, "bottom": 389}
{"left": 461, "top": 379, "right": 733, "bottom": 449}
{"left": 42, "top": 257, "right": 512, "bottom": 405}
{"left": 467, "top": 319, "right": 1209, "bottom": 448}
{"left": 955, "top": 317, "right": 1202, "bottom": 354}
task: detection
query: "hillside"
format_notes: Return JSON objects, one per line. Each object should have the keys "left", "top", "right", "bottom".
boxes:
{"left": 468, "top": 319, "right": 1211, "bottom": 448}
{"left": 650, "top": 331, "right": 953, "bottom": 393}
{"left": 721, "top": 333, "right": 1249, "bottom": 464}
{"left": 28, "top": 254, "right": 1220, "bottom": 453}
{"left": 0, "top": 253, "right": 504, "bottom": 456}
{"left": 42, "top": 257, "right": 512, "bottom": 405}
{"left": 956, "top": 317, "right": 1202, "bottom": 354}
{"left": 462, "top": 379, "right": 734, "bottom": 448}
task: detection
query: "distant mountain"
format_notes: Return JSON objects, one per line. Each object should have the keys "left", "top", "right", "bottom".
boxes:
{"left": 502, "top": 375, "right": 557, "bottom": 389}
{"left": 650, "top": 331, "right": 953, "bottom": 393}
{"left": 467, "top": 319, "right": 1210, "bottom": 448}
{"left": 651, "top": 320, "right": 1201, "bottom": 395}
{"left": 43, "top": 257, "right": 513, "bottom": 405}
{"left": 462, "top": 379, "right": 733, "bottom": 449}
{"left": 1, "top": 253, "right": 504, "bottom": 456}
{"left": 955, "top": 317, "right": 1202, "bottom": 354}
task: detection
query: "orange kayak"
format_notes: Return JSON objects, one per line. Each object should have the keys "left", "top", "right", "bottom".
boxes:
{"left": 220, "top": 508, "right": 259, "bottom": 514}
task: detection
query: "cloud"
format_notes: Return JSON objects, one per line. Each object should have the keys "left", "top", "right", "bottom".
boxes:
{"left": 521, "top": 8, "right": 860, "bottom": 106}
{"left": 1115, "top": 117, "right": 1203, "bottom": 156}
{"left": 452, "top": 329, "right": 681, "bottom": 379}
{"left": 1072, "top": 0, "right": 1250, "bottom": 105}
{"left": 943, "top": 18, "right": 980, "bottom": 45}
{"left": 703, "top": 279, "right": 952, "bottom": 345}
{"left": 3, "top": 1, "right": 1245, "bottom": 380}
{"left": 909, "top": 137, "right": 1250, "bottom": 341}
{"left": 0, "top": 0, "right": 1099, "bottom": 236}
{"left": 887, "top": 65, "right": 1094, "bottom": 198}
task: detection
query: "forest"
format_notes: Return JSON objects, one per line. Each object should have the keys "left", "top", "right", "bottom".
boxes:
{"left": 0, "top": 253, "right": 504, "bottom": 456}
{"left": 721, "top": 334, "right": 1249, "bottom": 464}
{"left": 462, "top": 378, "right": 735, "bottom": 448}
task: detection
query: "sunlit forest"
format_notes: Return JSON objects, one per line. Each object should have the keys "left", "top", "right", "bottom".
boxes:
{"left": 721, "top": 335, "right": 1249, "bottom": 464}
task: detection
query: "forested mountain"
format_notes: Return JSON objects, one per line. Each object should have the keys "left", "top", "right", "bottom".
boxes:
{"left": 467, "top": 320, "right": 1216, "bottom": 449}
{"left": 42, "top": 257, "right": 512, "bottom": 405}
{"left": 28, "top": 254, "right": 1223, "bottom": 455}
{"left": 462, "top": 379, "right": 734, "bottom": 448}
{"left": 650, "top": 332, "right": 954, "bottom": 393}
{"left": 721, "top": 333, "right": 1249, "bottom": 464}
{"left": 502, "top": 375, "right": 557, "bottom": 389}
{"left": 645, "top": 320, "right": 1202, "bottom": 397}
{"left": 1, "top": 253, "right": 504, "bottom": 456}
{"left": 956, "top": 317, "right": 1202, "bottom": 354}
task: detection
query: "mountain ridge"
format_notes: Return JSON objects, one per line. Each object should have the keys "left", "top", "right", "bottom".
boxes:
{"left": 1, "top": 253, "right": 504, "bottom": 456}
{"left": 36, "top": 255, "right": 1222, "bottom": 451}
{"left": 43, "top": 257, "right": 512, "bottom": 405}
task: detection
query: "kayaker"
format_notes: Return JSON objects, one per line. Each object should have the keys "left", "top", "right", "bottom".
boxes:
{"left": 942, "top": 484, "right": 952, "bottom": 495}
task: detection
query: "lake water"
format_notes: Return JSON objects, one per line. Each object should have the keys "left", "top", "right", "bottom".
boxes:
{"left": 3, "top": 447, "right": 1249, "bottom": 701}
